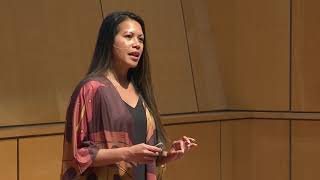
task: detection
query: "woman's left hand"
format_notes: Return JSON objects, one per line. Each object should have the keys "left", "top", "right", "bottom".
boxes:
{"left": 161, "top": 136, "right": 198, "bottom": 163}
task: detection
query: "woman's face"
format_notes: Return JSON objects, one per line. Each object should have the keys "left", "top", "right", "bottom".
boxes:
{"left": 112, "top": 19, "right": 144, "bottom": 70}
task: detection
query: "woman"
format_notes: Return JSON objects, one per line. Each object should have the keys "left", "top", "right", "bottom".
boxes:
{"left": 61, "top": 11, "right": 197, "bottom": 180}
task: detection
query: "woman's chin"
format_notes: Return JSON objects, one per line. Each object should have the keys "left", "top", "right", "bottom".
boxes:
{"left": 125, "top": 60, "right": 139, "bottom": 69}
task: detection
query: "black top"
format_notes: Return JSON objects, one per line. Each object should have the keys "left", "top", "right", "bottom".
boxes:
{"left": 124, "top": 97, "right": 147, "bottom": 180}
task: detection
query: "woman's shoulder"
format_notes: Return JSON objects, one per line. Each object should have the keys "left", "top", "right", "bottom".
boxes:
{"left": 81, "top": 75, "right": 112, "bottom": 88}
{"left": 71, "top": 76, "right": 112, "bottom": 98}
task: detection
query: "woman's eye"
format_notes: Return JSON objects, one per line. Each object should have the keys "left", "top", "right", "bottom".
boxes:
{"left": 124, "top": 34, "right": 132, "bottom": 39}
{"left": 139, "top": 38, "right": 144, "bottom": 43}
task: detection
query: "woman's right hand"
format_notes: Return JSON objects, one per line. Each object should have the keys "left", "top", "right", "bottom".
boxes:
{"left": 125, "top": 143, "right": 162, "bottom": 165}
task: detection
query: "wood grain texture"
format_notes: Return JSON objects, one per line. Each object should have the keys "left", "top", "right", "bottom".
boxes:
{"left": 0, "top": 0, "right": 101, "bottom": 126}
{"left": 19, "top": 135, "right": 63, "bottom": 180}
{"left": 292, "top": 0, "right": 320, "bottom": 111}
{"left": 221, "top": 119, "right": 289, "bottom": 180}
{"left": 292, "top": 121, "right": 320, "bottom": 180}
{"left": 0, "top": 139, "right": 17, "bottom": 180}
{"left": 182, "top": 0, "right": 290, "bottom": 111}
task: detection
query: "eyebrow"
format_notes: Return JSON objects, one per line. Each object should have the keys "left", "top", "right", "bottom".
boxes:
{"left": 123, "top": 30, "right": 144, "bottom": 36}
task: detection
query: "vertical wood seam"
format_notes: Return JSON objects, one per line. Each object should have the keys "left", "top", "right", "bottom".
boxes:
{"left": 17, "top": 138, "right": 19, "bottom": 180}
{"left": 220, "top": 120, "right": 222, "bottom": 180}
{"left": 179, "top": 0, "right": 200, "bottom": 112}
{"left": 289, "top": 0, "right": 293, "bottom": 111}
{"left": 99, "top": 0, "right": 104, "bottom": 19}
{"left": 289, "top": 120, "right": 292, "bottom": 180}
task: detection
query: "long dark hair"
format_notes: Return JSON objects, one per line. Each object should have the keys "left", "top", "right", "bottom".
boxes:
{"left": 86, "top": 11, "right": 167, "bottom": 146}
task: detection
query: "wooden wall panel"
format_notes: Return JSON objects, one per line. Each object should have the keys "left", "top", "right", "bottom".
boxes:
{"left": 292, "top": 0, "right": 320, "bottom": 111}
{"left": 292, "top": 121, "right": 320, "bottom": 180}
{"left": 182, "top": 0, "right": 290, "bottom": 111}
{"left": 163, "top": 122, "right": 220, "bottom": 180}
{"left": 0, "top": 139, "right": 17, "bottom": 180}
{"left": 0, "top": 0, "right": 101, "bottom": 126}
{"left": 101, "top": 0, "right": 198, "bottom": 114}
{"left": 19, "top": 135, "right": 63, "bottom": 180}
{"left": 181, "top": 0, "right": 227, "bottom": 111}
{"left": 221, "top": 119, "right": 289, "bottom": 180}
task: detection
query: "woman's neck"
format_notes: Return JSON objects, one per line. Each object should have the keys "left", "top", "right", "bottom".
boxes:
{"left": 106, "top": 67, "right": 129, "bottom": 87}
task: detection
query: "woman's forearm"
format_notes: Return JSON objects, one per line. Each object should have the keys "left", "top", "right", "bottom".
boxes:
{"left": 92, "top": 147, "right": 130, "bottom": 167}
{"left": 91, "top": 143, "right": 161, "bottom": 167}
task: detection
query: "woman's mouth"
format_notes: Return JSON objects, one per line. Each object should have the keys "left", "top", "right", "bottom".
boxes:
{"left": 128, "top": 51, "right": 140, "bottom": 57}
{"left": 128, "top": 52, "right": 140, "bottom": 61}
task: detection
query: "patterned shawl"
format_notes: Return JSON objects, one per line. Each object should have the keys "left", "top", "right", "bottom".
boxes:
{"left": 61, "top": 76, "right": 160, "bottom": 180}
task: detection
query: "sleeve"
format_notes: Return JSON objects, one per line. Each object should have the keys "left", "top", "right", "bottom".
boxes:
{"left": 67, "top": 84, "right": 98, "bottom": 174}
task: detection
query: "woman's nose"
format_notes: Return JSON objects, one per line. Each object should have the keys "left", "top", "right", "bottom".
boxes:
{"left": 132, "top": 40, "right": 141, "bottom": 50}
{"left": 133, "top": 38, "right": 142, "bottom": 49}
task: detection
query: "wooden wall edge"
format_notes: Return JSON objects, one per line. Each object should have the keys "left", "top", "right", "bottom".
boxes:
{"left": 1, "top": 111, "right": 320, "bottom": 139}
